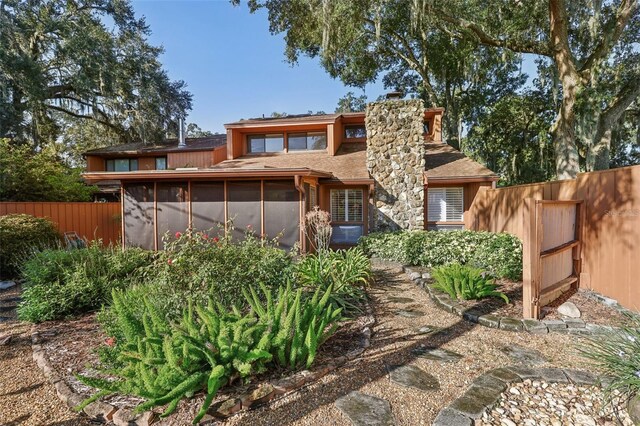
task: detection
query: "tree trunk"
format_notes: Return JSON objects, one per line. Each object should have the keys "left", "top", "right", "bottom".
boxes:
{"left": 587, "top": 78, "right": 640, "bottom": 171}
{"left": 549, "top": 0, "right": 581, "bottom": 180}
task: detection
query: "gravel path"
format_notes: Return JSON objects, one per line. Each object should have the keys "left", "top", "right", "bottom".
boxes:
{"left": 0, "top": 286, "right": 90, "bottom": 426}
{"left": 223, "top": 261, "right": 593, "bottom": 426}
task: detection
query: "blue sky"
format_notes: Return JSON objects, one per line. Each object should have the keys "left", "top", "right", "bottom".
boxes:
{"left": 132, "top": 1, "right": 537, "bottom": 133}
{"left": 132, "top": 0, "right": 384, "bottom": 133}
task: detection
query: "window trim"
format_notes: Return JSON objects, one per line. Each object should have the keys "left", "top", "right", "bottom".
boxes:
{"left": 427, "top": 187, "right": 464, "bottom": 223}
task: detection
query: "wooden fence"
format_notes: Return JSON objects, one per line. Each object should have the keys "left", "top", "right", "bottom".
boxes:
{"left": 0, "top": 202, "right": 121, "bottom": 245}
{"left": 467, "top": 165, "right": 640, "bottom": 311}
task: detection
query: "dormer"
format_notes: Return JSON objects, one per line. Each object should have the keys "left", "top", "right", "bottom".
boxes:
{"left": 224, "top": 112, "right": 367, "bottom": 159}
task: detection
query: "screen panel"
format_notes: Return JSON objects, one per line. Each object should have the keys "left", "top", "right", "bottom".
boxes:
{"left": 156, "top": 183, "right": 189, "bottom": 248}
{"left": 191, "top": 182, "right": 225, "bottom": 237}
{"left": 227, "top": 181, "right": 261, "bottom": 241}
{"left": 123, "top": 183, "right": 155, "bottom": 249}
{"left": 264, "top": 180, "right": 300, "bottom": 250}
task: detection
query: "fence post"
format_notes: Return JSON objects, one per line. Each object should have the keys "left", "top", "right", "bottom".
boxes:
{"left": 523, "top": 198, "right": 542, "bottom": 319}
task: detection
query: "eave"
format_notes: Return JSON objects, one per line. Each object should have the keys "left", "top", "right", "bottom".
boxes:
{"left": 82, "top": 168, "right": 333, "bottom": 183}
{"left": 423, "top": 174, "right": 500, "bottom": 185}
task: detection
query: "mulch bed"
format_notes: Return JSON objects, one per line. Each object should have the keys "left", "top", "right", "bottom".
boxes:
{"left": 33, "top": 308, "right": 369, "bottom": 413}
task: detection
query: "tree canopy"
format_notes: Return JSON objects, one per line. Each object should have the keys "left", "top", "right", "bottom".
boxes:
{"left": 0, "top": 0, "right": 192, "bottom": 147}
{"left": 243, "top": 0, "right": 639, "bottom": 180}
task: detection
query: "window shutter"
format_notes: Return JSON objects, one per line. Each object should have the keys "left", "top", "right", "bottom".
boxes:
{"left": 427, "top": 187, "right": 463, "bottom": 222}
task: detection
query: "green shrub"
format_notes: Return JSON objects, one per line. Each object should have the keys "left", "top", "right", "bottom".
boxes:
{"left": 18, "top": 245, "right": 154, "bottom": 322}
{"left": 81, "top": 282, "right": 342, "bottom": 424}
{"left": 579, "top": 314, "right": 640, "bottom": 401}
{"left": 359, "top": 230, "right": 522, "bottom": 280}
{"left": 296, "top": 248, "right": 371, "bottom": 313}
{"left": 431, "top": 263, "right": 509, "bottom": 303}
{"left": 0, "top": 213, "right": 60, "bottom": 278}
{"left": 140, "top": 230, "right": 296, "bottom": 320}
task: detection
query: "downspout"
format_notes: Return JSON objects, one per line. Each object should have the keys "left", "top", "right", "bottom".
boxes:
{"left": 294, "top": 175, "right": 305, "bottom": 253}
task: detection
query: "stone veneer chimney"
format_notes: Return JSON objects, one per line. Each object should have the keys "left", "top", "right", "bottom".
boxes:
{"left": 365, "top": 99, "right": 426, "bottom": 231}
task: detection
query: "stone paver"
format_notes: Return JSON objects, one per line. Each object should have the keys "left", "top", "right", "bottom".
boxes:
{"left": 500, "top": 345, "right": 547, "bottom": 365}
{"left": 386, "top": 296, "right": 415, "bottom": 304}
{"left": 411, "top": 345, "right": 463, "bottom": 362}
{"left": 395, "top": 309, "right": 425, "bottom": 318}
{"left": 387, "top": 365, "right": 440, "bottom": 391}
{"left": 413, "top": 325, "right": 441, "bottom": 335}
{"left": 335, "top": 391, "right": 395, "bottom": 426}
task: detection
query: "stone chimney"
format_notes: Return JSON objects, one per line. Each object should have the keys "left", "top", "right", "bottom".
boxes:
{"left": 365, "top": 99, "right": 425, "bottom": 231}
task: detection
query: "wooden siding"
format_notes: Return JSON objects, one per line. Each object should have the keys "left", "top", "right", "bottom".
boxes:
{"left": 86, "top": 155, "right": 105, "bottom": 172}
{"left": 0, "top": 202, "right": 121, "bottom": 244}
{"left": 138, "top": 157, "right": 156, "bottom": 170}
{"left": 468, "top": 165, "right": 640, "bottom": 311}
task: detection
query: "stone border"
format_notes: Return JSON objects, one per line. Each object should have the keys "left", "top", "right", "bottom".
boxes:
{"left": 31, "top": 303, "right": 375, "bottom": 426}
{"left": 403, "top": 266, "right": 629, "bottom": 335}
{"left": 432, "top": 366, "right": 611, "bottom": 426}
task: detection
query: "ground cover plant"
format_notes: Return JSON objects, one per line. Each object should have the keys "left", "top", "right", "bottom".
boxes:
{"left": 431, "top": 263, "right": 509, "bottom": 303}
{"left": 0, "top": 213, "right": 60, "bottom": 278}
{"left": 359, "top": 230, "right": 522, "bottom": 280}
{"left": 79, "top": 283, "right": 342, "bottom": 424}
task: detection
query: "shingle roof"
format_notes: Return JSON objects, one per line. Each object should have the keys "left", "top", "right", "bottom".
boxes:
{"left": 211, "top": 143, "right": 369, "bottom": 181}
{"left": 225, "top": 112, "right": 365, "bottom": 127}
{"left": 84, "top": 135, "right": 227, "bottom": 155}
{"left": 424, "top": 143, "right": 498, "bottom": 179}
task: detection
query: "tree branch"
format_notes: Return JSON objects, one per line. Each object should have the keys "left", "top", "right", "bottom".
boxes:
{"left": 579, "top": 0, "right": 638, "bottom": 74}
{"left": 430, "top": 8, "right": 552, "bottom": 56}
{"left": 46, "top": 104, "right": 122, "bottom": 134}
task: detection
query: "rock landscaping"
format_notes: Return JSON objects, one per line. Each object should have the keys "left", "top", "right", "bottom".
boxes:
{"left": 404, "top": 265, "right": 637, "bottom": 335}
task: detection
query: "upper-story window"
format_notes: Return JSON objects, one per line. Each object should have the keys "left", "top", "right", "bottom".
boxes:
{"left": 106, "top": 158, "right": 138, "bottom": 172}
{"left": 155, "top": 157, "right": 167, "bottom": 170}
{"left": 288, "top": 132, "right": 327, "bottom": 151}
{"left": 344, "top": 125, "right": 366, "bottom": 139}
{"left": 247, "top": 134, "right": 284, "bottom": 153}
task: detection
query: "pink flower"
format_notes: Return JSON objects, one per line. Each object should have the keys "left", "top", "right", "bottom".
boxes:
{"left": 105, "top": 337, "right": 116, "bottom": 347}
{"left": 201, "top": 234, "right": 208, "bottom": 240}
{"left": 246, "top": 224, "right": 252, "bottom": 229}
{"left": 213, "top": 237, "right": 219, "bottom": 243}
{"left": 175, "top": 232, "right": 182, "bottom": 238}
{"left": 167, "top": 259, "right": 173, "bottom": 265}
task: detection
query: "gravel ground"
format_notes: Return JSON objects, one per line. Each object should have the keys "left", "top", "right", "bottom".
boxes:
{"left": 0, "top": 319, "right": 91, "bottom": 426}
{"left": 482, "top": 380, "right": 633, "bottom": 426}
{"left": 219, "top": 261, "right": 596, "bottom": 426}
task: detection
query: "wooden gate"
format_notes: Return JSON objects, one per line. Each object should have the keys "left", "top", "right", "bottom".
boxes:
{"left": 522, "top": 199, "right": 584, "bottom": 319}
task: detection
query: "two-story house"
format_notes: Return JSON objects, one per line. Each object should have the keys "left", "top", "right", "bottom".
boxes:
{"left": 83, "top": 98, "right": 498, "bottom": 251}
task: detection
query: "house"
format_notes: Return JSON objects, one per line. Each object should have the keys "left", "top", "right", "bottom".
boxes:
{"left": 83, "top": 98, "right": 498, "bottom": 251}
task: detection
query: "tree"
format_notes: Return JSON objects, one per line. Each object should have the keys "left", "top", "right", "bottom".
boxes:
{"left": 335, "top": 92, "right": 367, "bottom": 113}
{"left": 186, "top": 123, "right": 214, "bottom": 138}
{"left": 0, "top": 139, "right": 96, "bottom": 201}
{"left": 240, "top": 0, "right": 528, "bottom": 150}
{"left": 0, "top": 0, "right": 192, "bottom": 147}
{"left": 424, "top": 0, "right": 639, "bottom": 177}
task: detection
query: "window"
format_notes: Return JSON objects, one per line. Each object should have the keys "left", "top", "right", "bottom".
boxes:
{"left": 427, "top": 187, "right": 463, "bottom": 222}
{"left": 106, "top": 158, "right": 138, "bottom": 172}
{"left": 344, "top": 125, "right": 366, "bottom": 139}
{"left": 288, "top": 132, "right": 327, "bottom": 151}
{"left": 330, "top": 188, "right": 364, "bottom": 244}
{"left": 247, "top": 134, "right": 284, "bottom": 153}
{"left": 155, "top": 157, "right": 167, "bottom": 170}
{"left": 423, "top": 121, "right": 430, "bottom": 135}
